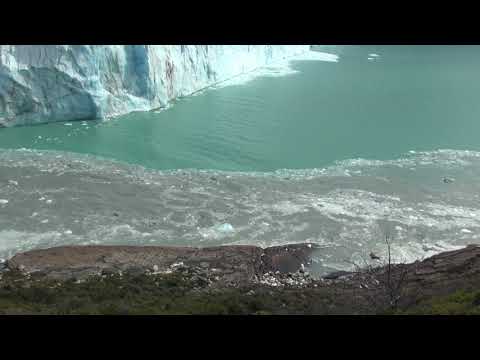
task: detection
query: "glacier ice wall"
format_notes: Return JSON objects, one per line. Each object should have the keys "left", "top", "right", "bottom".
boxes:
{"left": 0, "top": 45, "right": 309, "bottom": 127}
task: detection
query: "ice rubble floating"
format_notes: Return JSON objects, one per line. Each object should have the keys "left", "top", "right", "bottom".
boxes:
{"left": 0, "top": 45, "right": 318, "bottom": 127}
{"left": 0, "top": 148, "right": 479, "bottom": 273}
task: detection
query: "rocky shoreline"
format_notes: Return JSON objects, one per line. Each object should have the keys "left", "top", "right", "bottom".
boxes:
{"left": 1, "top": 243, "right": 479, "bottom": 314}
{"left": 3, "top": 243, "right": 318, "bottom": 284}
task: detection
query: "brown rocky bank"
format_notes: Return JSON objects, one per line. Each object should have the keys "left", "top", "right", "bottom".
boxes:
{"left": 5, "top": 243, "right": 319, "bottom": 284}
{"left": 1, "top": 243, "right": 480, "bottom": 314}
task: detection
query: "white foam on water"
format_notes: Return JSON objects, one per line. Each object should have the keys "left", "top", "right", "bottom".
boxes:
{"left": 271, "top": 201, "right": 307, "bottom": 216}
{"left": 1, "top": 147, "right": 480, "bottom": 268}
{"left": 0, "top": 230, "right": 64, "bottom": 258}
{"left": 293, "top": 51, "right": 339, "bottom": 63}
{"left": 312, "top": 189, "right": 480, "bottom": 231}
{"left": 394, "top": 241, "right": 464, "bottom": 264}
{"left": 89, "top": 224, "right": 143, "bottom": 241}
{"left": 212, "top": 51, "right": 339, "bottom": 90}
{"left": 2, "top": 148, "right": 480, "bottom": 184}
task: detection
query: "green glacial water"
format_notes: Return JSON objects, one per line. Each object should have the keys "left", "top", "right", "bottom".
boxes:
{"left": 2, "top": 45, "right": 480, "bottom": 274}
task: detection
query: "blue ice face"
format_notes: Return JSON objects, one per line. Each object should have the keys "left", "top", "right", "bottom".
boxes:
{"left": 125, "top": 45, "right": 152, "bottom": 99}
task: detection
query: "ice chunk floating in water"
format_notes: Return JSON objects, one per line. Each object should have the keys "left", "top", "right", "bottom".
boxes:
{"left": 217, "top": 223, "right": 234, "bottom": 233}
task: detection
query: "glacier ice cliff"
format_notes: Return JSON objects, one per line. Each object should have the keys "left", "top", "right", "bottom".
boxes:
{"left": 0, "top": 45, "right": 310, "bottom": 127}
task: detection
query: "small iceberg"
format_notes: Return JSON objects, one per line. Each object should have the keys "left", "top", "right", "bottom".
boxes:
{"left": 217, "top": 223, "right": 234, "bottom": 233}
{"left": 0, "top": 199, "right": 9, "bottom": 205}
{"left": 199, "top": 223, "right": 235, "bottom": 240}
